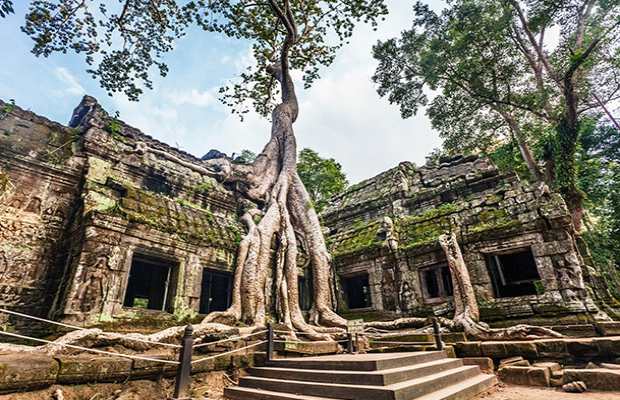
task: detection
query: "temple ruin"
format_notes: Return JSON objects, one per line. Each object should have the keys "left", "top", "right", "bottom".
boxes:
{"left": 0, "top": 96, "right": 618, "bottom": 335}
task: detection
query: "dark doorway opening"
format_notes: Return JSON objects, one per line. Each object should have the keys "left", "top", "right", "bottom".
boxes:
{"left": 486, "top": 249, "right": 541, "bottom": 298}
{"left": 298, "top": 276, "right": 313, "bottom": 310}
{"left": 199, "top": 270, "right": 232, "bottom": 314}
{"left": 342, "top": 274, "right": 372, "bottom": 309}
{"left": 123, "top": 255, "right": 173, "bottom": 311}
{"left": 419, "top": 262, "right": 454, "bottom": 304}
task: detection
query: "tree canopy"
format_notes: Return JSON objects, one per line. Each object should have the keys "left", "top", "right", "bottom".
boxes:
{"left": 17, "top": 0, "right": 386, "bottom": 117}
{"left": 297, "top": 148, "right": 348, "bottom": 212}
{"left": 372, "top": 0, "right": 620, "bottom": 230}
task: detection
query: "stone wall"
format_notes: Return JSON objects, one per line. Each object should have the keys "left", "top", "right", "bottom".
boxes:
{"left": 322, "top": 155, "right": 607, "bottom": 323}
{"left": 0, "top": 96, "right": 613, "bottom": 333}
{"left": 0, "top": 100, "right": 85, "bottom": 332}
{"left": 0, "top": 97, "right": 244, "bottom": 331}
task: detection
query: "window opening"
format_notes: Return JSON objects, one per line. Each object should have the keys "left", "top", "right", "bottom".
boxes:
{"left": 123, "top": 255, "right": 173, "bottom": 311}
{"left": 342, "top": 274, "right": 372, "bottom": 309}
{"left": 419, "top": 263, "right": 453, "bottom": 303}
{"left": 486, "top": 249, "right": 541, "bottom": 298}
{"left": 199, "top": 270, "right": 232, "bottom": 314}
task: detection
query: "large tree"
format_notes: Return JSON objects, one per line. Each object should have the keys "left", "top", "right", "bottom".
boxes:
{"left": 372, "top": 0, "right": 620, "bottom": 231}
{"left": 12, "top": 0, "right": 387, "bottom": 338}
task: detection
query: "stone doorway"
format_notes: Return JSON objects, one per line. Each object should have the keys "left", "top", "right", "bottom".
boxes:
{"left": 199, "top": 270, "right": 232, "bottom": 314}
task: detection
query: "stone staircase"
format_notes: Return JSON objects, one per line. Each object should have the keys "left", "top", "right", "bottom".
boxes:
{"left": 224, "top": 351, "right": 497, "bottom": 400}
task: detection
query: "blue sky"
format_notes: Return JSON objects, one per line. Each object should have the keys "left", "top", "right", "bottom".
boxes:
{"left": 0, "top": 1, "right": 445, "bottom": 184}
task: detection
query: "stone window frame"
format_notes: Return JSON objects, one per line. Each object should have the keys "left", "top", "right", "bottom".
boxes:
{"left": 418, "top": 262, "right": 454, "bottom": 304}
{"left": 483, "top": 246, "right": 543, "bottom": 299}
{"left": 121, "top": 250, "right": 180, "bottom": 314}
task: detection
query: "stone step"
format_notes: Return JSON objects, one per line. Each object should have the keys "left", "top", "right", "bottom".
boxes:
{"left": 225, "top": 386, "right": 337, "bottom": 400}
{"left": 414, "top": 374, "right": 498, "bottom": 400}
{"left": 238, "top": 365, "right": 481, "bottom": 400}
{"left": 265, "top": 351, "right": 446, "bottom": 371}
{"left": 250, "top": 358, "right": 464, "bottom": 386}
{"left": 225, "top": 373, "right": 497, "bottom": 400}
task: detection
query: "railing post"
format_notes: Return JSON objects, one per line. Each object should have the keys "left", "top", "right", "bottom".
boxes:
{"left": 432, "top": 317, "right": 443, "bottom": 351}
{"left": 170, "top": 324, "right": 193, "bottom": 400}
{"left": 347, "top": 333, "right": 354, "bottom": 353}
{"left": 266, "top": 322, "right": 274, "bottom": 361}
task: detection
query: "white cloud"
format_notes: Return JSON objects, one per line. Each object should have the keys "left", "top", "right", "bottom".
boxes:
{"left": 52, "top": 67, "right": 85, "bottom": 96}
{"left": 169, "top": 88, "right": 219, "bottom": 108}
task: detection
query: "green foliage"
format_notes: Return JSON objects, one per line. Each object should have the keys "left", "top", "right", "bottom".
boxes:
{"left": 578, "top": 123, "right": 620, "bottom": 271}
{"left": 372, "top": 0, "right": 620, "bottom": 214}
{"left": 0, "top": 99, "right": 15, "bottom": 120}
{"left": 20, "top": 0, "right": 387, "bottom": 115}
{"left": 104, "top": 111, "right": 124, "bottom": 142}
{"left": 297, "top": 148, "right": 348, "bottom": 212}
{"left": 486, "top": 140, "right": 530, "bottom": 179}
{"left": 233, "top": 149, "right": 257, "bottom": 164}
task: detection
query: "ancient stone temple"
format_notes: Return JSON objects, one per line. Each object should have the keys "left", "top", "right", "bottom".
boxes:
{"left": 321, "top": 156, "right": 614, "bottom": 329}
{"left": 0, "top": 96, "right": 615, "bottom": 334}
{"left": 0, "top": 97, "right": 248, "bottom": 331}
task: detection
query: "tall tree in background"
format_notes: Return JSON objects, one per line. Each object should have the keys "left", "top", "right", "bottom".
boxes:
{"left": 297, "top": 148, "right": 348, "bottom": 212}
{"left": 372, "top": 0, "right": 620, "bottom": 231}
{"left": 16, "top": 0, "right": 387, "bottom": 336}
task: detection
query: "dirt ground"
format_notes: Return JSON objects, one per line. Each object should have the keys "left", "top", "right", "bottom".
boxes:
{"left": 3, "top": 378, "right": 620, "bottom": 399}
{"left": 0, "top": 371, "right": 235, "bottom": 400}
{"left": 475, "top": 382, "right": 620, "bottom": 400}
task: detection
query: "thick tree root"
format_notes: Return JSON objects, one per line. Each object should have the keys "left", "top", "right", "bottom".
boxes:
{"left": 0, "top": 322, "right": 244, "bottom": 356}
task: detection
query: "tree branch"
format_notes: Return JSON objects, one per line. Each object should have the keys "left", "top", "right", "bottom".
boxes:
{"left": 508, "top": 0, "right": 558, "bottom": 85}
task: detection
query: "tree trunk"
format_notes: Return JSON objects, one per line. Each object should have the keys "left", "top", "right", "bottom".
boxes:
{"left": 555, "top": 118, "right": 584, "bottom": 232}
{"left": 438, "top": 233, "right": 562, "bottom": 340}
{"left": 496, "top": 108, "right": 544, "bottom": 183}
{"left": 201, "top": 6, "right": 345, "bottom": 336}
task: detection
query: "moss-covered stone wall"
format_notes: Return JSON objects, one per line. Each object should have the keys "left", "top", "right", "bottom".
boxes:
{"left": 322, "top": 155, "right": 606, "bottom": 324}
{"left": 0, "top": 97, "right": 244, "bottom": 332}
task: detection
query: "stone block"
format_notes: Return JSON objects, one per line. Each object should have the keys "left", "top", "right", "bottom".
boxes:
{"left": 566, "top": 339, "right": 599, "bottom": 358}
{"left": 443, "top": 345, "right": 456, "bottom": 358}
{"left": 564, "top": 369, "right": 620, "bottom": 391}
{"left": 213, "top": 354, "right": 232, "bottom": 370}
{"left": 499, "top": 366, "right": 550, "bottom": 387}
{"left": 499, "top": 356, "right": 524, "bottom": 368}
{"left": 481, "top": 342, "right": 507, "bottom": 358}
{"left": 505, "top": 341, "right": 538, "bottom": 358}
{"left": 190, "top": 355, "right": 215, "bottom": 374}
{"left": 232, "top": 353, "right": 255, "bottom": 368}
{"left": 532, "top": 362, "right": 561, "bottom": 373}
{"left": 440, "top": 332, "right": 467, "bottom": 343}
{"left": 598, "top": 322, "right": 620, "bottom": 336}
{"left": 550, "top": 377, "right": 565, "bottom": 387}
{"left": 462, "top": 357, "right": 494, "bottom": 373}
{"left": 454, "top": 341, "right": 481, "bottom": 357}
{"left": 549, "top": 324, "right": 597, "bottom": 337}
{"left": 0, "top": 354, "right": 59, "bottom": 393}
{"left": 276, "top": 340, "right": 339, "bottom": 355}
{"left": 536, "top": 339, "right": 568, "bottom": 358}
{"left": 56, "top": 356, "right": 133, "bottom": 383}
{"left": 594, "top": 338, "right": 620, "bottom": 356}
{"left": 600, "top": 363, "right": 620, "bottom": 370}
{"left": 131, "top": 355, "right": 176, "bottom": 379}
{"left": 531, "top": 240, "right": 572, "bottom": 257}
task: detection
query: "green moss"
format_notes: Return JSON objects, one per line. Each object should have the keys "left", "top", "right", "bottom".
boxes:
{"left": 331, "top": 219, "right": 383, "bottom": 256}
